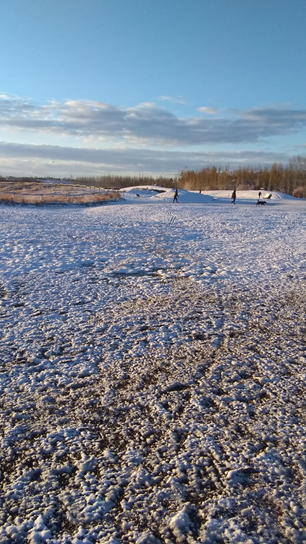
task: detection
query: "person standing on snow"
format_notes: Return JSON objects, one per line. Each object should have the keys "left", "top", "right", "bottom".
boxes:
{"left": 231, "top": 189, "right": 236, "bottom": 204}
{"left": 173, "top": 188, "right": 179, "bottom": 203}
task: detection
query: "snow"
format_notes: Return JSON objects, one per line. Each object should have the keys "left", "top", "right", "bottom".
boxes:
{"left": 0, "top": 189, "right": 306, "bottom": 543}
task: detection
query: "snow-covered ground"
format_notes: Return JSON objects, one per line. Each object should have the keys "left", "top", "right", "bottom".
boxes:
{"left": 0, "top": 189, "right": 306, "bottom": 543}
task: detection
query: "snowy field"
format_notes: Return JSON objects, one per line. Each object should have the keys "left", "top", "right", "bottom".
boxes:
{"left": 1, "top": 188, "right": 306, "bottom": 543}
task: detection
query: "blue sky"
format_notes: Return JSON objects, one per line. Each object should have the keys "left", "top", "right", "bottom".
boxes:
{"left": 1, "top": 0, "right": 306, "bottom": 177}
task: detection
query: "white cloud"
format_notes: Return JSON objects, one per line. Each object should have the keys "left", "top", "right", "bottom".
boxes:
{"left": 0, "top": 93, "right": 306, "bottom": 176}
{"left": 0, "top": 141, "right": 291, "bottom": 177}
{"left": 159, "top": 95, "right": 188, "bottom": 104}
{"left": 198, "top": 107, "right": 219, "bottom": 115}
{"left": 1, "top": 94, "right": 306, "bottom": 148}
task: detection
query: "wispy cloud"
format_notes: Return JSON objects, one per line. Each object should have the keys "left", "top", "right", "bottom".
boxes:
{"left": 159, "top": 95, "right": 188, "bottom": 105}
{"left": 0, "top": 94, "right": 305, "bottom": 176}
{"left": 0, "top": 141, "right": 290, "bottom": 177}
{"left": 198, "top": 107, "right": 219, "bottom": 115}
{"left": 1, "top": 94, "right": 306, "bottom": 148}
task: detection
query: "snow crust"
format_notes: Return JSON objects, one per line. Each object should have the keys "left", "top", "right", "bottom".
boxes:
{"left": 0, "top": 189, "right": 306, "bottom": 543}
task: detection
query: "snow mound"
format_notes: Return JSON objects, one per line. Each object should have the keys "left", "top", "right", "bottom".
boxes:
{"left": 118, "top": 187, "right": 301, "bottom": 205}
{"left": 121, "top": 186, "right": 213, "bottom": 203}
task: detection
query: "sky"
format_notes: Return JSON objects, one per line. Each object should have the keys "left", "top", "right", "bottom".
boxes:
{"left": 1, "top": 0, "right": 306, "bottom": 178}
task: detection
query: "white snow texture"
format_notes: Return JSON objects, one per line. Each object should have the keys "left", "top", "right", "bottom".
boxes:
{"left": 0, "top": 188, "right": 306, "bottom": 543}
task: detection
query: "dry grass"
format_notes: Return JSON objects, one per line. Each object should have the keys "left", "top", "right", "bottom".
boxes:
{"left": 292, "top": 186, "right": 306, "bottom": 198}
{"left": 0, "top": 182, "right": 120, "bottom": 206}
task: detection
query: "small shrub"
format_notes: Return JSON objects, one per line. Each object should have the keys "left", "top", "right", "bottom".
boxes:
{"left": 292, "top": 186, "right": 306, "bottom": 198}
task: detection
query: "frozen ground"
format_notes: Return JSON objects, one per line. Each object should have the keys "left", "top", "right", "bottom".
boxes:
{"left": 0, "top": 188, "right": 306, "bottom": 543}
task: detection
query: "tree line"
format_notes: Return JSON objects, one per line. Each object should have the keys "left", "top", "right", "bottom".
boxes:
{"left": 177, "top": 155, "right": 306, "bottom": 197}
{"left": 74, "top": 175, "right": 176, "bottom": 190}
{"left": 74, "top": 155, "right": 306, "bottom": 197}
{"left": 2, "top": 155, "right": 306, "bottom": 196}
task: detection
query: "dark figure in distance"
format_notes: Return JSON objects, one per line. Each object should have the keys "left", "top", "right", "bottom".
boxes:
{"left": 173, "top": 188, "right": 179, "bottom": 203}
{"left": 258, "top": 191, "right": 262, "bottom": 199}
{"left": 231, "top": 189, "right": 236, "bottom": 204}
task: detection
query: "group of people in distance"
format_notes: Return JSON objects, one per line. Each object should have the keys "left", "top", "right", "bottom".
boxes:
{"left": 232, "top": 190, "right": 267, "bottom": 205}
{"left": 173, "top": 188, "right": 268, "bottom": 205}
